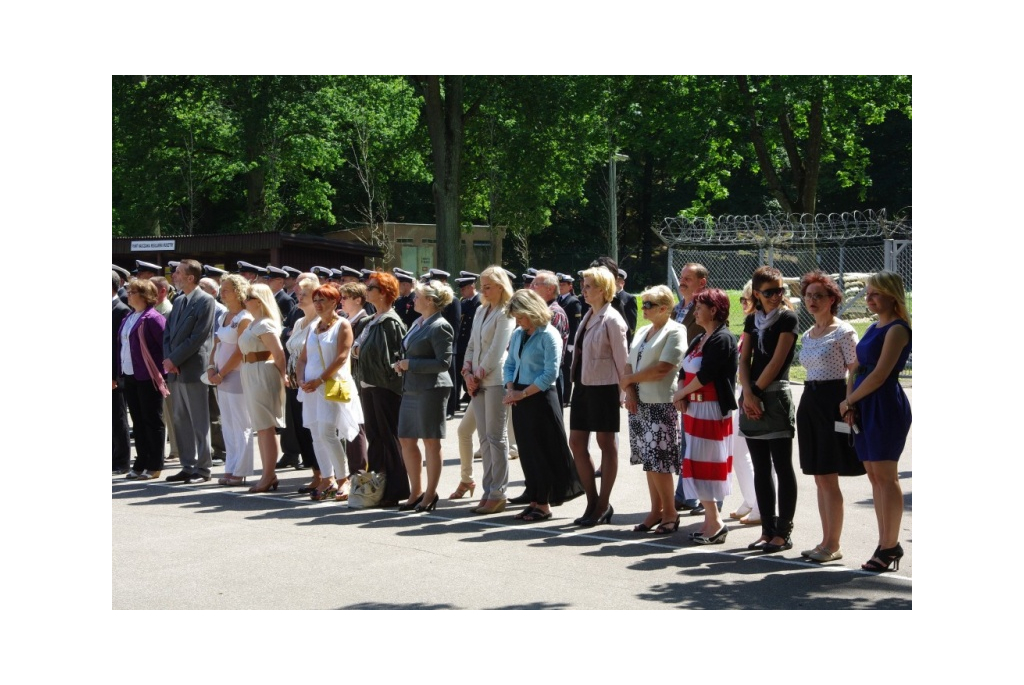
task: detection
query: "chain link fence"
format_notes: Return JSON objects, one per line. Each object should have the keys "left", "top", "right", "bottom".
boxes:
{"left": 657, "top": 209, "right": 912, "bottom": 383}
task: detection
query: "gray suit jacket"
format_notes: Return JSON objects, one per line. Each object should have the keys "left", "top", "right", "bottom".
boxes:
{"left": 163, "top": 288, "right": 216, "bottom": 382}
{"left": 401, "top": 312, "right": 454, "bottom": 392}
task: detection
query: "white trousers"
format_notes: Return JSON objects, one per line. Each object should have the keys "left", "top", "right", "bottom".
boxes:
{"left": 219, "top": 389, "right": 254, "bottom": 477}
{"left": 310, "top": 420, "right": 347, "bottom": 481}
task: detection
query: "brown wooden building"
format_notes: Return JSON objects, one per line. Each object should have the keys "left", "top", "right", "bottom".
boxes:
{"left": 112, "top": 231, "right": 382, "bottom": 276}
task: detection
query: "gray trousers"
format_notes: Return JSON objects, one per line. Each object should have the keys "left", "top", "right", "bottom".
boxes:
{"left": 169, "top": 377, "right": 213, "bottom": 476}
{"left": 472, "top": 386, "right": 510, "bottom": 501}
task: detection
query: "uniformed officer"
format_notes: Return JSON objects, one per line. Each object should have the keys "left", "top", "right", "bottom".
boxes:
{"left": 266, "top": 265, "right": 296, "bottom": 320}
{"left": 393, "top": 269, "right": 418, "bottom": 328}
{"left": 454, "top": 272, "right": 481, "bottom": 407}
{"left": 135, "top": 260, "right": 161, "bottom": 280}
{"left": 236, "top": 261, "right": 266, "bottom": 283}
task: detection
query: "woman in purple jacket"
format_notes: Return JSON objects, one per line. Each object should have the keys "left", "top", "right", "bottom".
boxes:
{"left": 118, "top": 279, "right": 168, "bottom": 480}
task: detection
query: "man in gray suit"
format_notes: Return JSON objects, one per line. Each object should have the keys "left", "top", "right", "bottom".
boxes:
{"left": 163, "top": 259, "right": 217, "bottom": 483}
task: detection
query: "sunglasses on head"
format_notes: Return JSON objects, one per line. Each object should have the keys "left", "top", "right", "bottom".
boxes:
{"left": 757, "top": 287, "right": 785, "bottom": 298}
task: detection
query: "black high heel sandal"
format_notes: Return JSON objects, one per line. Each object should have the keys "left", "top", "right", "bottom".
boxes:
{"left": 633, "top": 518, "right": 662, "bottom": 532}
{"left": 862, "top": 543, "right": 903, "bottom": 572}
{"left": 399, "top": 494, "right": 424, "bottom": 511}
{"left": 654, "top": 516, "right": 681, "bottom": 535}
{"left": 415, "top": 493, "right": 439, "bottom": 512}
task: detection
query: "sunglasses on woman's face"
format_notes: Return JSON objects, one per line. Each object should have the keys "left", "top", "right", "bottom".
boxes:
{"left": 739, "top": 297, "right": 749, "bottom": 305}
{"left": 803, "top": 292, "right": 829, "bottom": 302}
{"left": 641, "top": 301, "right": 659, "bottom": 310}
{"left": 757, "top": 287, "right": 785, "bottom": 298}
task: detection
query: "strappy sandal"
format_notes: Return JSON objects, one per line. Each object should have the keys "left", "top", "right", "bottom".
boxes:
{"left": 654, "top": 516, "right": 681, "bottom": 535}
{"left": 514, "top": 506, "right": 538, "bottom": 521}
{"left": 862, "top": 543, "right": 903, "bottom": 572}
{"left": 633, "top": 518, "right": 662, "bottom": 532}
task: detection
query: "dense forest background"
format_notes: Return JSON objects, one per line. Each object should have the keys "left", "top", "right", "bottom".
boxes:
{"left": 113, "top": 75, "right": 911, "bottom": 286}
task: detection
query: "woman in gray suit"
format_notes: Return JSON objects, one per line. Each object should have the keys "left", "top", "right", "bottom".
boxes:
{"left": 392, "top": 280, "right": 455, "bottom": 512}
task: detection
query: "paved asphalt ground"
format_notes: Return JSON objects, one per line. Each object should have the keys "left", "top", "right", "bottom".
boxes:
{"left": 112, "top": 385, "right": 911, "bottom": 610}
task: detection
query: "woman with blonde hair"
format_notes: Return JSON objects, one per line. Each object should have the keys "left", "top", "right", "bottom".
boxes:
{"left": 840, "top": 271, "right": 911, "bottom": 572}
{"left": 393, "top": 279, "right": 455, "bottom": 512}
{"left": 208, "top": 274, "right": 255, "bottom": 486}
{"left": 297, "top": 283, "right": 363, "bottom": 501}
{"left": 619, "top": 285, "right": 686, "bottom": 532}
{"left": 460, "top": 265, "right": 516, "bottom": 514}
{"left": 569, "top": 266, "right": 628, "bottom": 526}
{"left": 503, "top": 289, "right": 583, "bottom": 522}
{"left": 238, "top": 283, "right": 287, "bottom": 493}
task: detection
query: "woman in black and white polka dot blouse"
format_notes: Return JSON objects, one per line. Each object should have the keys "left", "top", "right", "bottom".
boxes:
{"left": 795, "top": 271, "right": 864, "bottom": 563}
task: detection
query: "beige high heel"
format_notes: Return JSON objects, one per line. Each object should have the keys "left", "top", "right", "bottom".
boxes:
{"left": 448, "top": 480, "right": 476, "bottom": 499}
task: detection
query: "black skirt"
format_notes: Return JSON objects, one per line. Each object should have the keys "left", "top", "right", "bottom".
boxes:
{"left": 569, "top": 383, "right": 621, "bottom": 433}
{"left": 797, "top": 380, "right": 864, "bottom": 476}
{"left": 512, "top": 386, "right": 584, "bottom": 505}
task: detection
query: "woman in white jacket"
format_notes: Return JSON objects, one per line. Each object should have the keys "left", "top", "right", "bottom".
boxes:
{"left": 461, "top": 266, "right": 516, "bottom": 515}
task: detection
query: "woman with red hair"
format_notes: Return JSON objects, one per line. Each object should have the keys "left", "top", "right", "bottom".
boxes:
{"left": 351, "top": 272, "right": 410, "bottom": 507}
{"left": 671, "top": 288, "right": 737, "bottom": 544}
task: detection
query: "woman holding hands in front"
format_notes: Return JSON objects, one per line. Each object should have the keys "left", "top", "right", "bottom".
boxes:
{"left": 619, "top": 286, "right": 686, "bottom": 534}
{"left": 393, "top": 280, "right": 455, "bottom": 513}
{"left": 840, "top": 271, "right": 912, "bottom": 572}
{"left": 672, "top": 289, "right": 738, "bottom": 544}
{"left": 462, "top": 266, "right": 516, "bottom": 515}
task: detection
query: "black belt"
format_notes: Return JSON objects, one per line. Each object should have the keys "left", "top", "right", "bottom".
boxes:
{"left": 804, "top": 379, "right": 845, "bottom": 390}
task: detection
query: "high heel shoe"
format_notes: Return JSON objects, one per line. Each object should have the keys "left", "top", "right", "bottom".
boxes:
{"left": 415, "top": 493, "right": 439, "bottom": 512}
{"left": 310, "top": 482, "right": 337, "bottom": 501}
{"left": 573, "top": 506, "right": 596, "bottom": 526}
{"left": 596, "top": 505, "right": 614, "bottom": 525}
{"left": 248, "top": 478, "right": 279, "bottom": 493}
{"left": 398, "top": 494, "right": 424, "bottom": 511}
{"left": 633, "top": 518, "right": 662, "bottom": 532}
{"left": 654, "top": 516, "right": 681, "bottom": 535}
{"left": 862, "top": 543, "right": 903, "bottom": 572}
{"left": 448, "top": 481, "right": 476, "bottom": 500}
{"left": 473, "top": 499, "right": 507, "bottom": 515}
{"left": 692, "top": 525, "right": 729, "bottom": 545}
{"left": 576, "top": 505, "right": 613, "bottom": 527}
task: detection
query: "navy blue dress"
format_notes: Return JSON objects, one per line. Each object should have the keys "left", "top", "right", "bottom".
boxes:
{"left": 853, "top": 320, "right": 912, "bottom": 462}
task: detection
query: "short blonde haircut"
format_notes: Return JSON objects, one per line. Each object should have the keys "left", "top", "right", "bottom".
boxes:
{"left": 221, "top": 274, "right": 250, "bottom": 302}
{"left": 506, "top": 288, "right": 552, "bottom": 328}
{"left": 295, "top": 276, "right": 318, "bottom": 295}
{"left": 415, "top": 279, "right": 454, "bottom": 310}
{"left": 867, "top": 270, "right": 911, "bottom": 325}
{"left": 248, "top": 283, "right": 282, "bottom": 327}
{"left": 480, "top": 265, "right": 513, "bottom": 306}
{"left": 581, "top": 267, "right": 615, "bottom": 304}
{"left": 640, "top": 284, "right": 674, "bottom": 309}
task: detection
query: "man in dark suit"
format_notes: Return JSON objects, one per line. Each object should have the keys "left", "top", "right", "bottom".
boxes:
{"left": 266, "top": 265, "right": 296, "bottom": 321}
{"left": 557, "top": 273, "right": 582, "bottom": 406}
{"left": 393, "top": 269, "right": 418, "bottom": 328}
{"left": 454, "top": 272, "right": 481, "bottom": 407}
{"left": 113, "top": 271, "right": 132, "bottom": 474}
{"left": 163, "top": 259, "right": 217, "bottom": 483}
{"left": 589, "top": 256, "right": 636, "bottom": 346}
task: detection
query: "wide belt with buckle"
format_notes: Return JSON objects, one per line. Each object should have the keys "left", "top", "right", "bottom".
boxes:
{"left": 243, "top": 351, "right": 272, "bottom": 363}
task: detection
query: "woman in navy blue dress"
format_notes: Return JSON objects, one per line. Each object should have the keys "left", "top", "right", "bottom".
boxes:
{"left": 839, "top": 271, "right": 911, "bottom": 572}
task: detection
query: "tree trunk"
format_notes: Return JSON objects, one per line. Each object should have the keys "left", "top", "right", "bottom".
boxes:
{"left": 416, "top": 75, "right": 465, "bottom": 274}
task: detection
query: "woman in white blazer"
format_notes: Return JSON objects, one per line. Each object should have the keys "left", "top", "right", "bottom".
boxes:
{"left": 460, "top": 266, "right": 517, "bottom": 514}
{"left": 619, "top": 286, "right": 687, "bottom": 533}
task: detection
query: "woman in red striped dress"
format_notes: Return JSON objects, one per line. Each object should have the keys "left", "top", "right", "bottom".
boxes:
{"left": 672, "top": 289, "right": 738, "bottom": 544}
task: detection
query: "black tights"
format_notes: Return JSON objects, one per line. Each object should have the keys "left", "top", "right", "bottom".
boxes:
{"left": 748, "top": 437, "right": 797, "bottom": 539}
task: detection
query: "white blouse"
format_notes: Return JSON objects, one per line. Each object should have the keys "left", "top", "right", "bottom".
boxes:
{"left": 798, "top": 320, "right": 858, "bottom": 381}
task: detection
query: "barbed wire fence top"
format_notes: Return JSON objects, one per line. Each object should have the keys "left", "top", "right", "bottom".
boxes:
{"left": 656, "top": 208, "right": 912, "bottom": 382}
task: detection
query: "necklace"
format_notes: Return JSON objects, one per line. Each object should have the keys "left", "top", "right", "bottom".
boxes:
{"left": 317, "top": 316, "right": 337, "bottom": 333}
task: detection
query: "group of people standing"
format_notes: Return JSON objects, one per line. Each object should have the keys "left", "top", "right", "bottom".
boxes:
{"left": 114, "top": 257, "right": 911, "bottom": 573}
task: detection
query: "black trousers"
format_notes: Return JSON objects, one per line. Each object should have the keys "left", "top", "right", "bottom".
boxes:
{"left": 122, "top": 375, "right": 166, "bottom": 473}
{"left": 113, "top": 386, "right": 131, "bottom": 470}
{"left": 747, "top": 437, "right": 797, "bottom": 538}
{"left": 446, "top": 361, "right": 460, "bottom": 416}
{"left": 362, "top": 386, "right": 409, "bottom": 504}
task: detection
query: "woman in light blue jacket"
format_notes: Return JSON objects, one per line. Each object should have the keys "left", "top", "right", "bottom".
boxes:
{"left": 502, "top": 290, "right": 583, "bottom": 522}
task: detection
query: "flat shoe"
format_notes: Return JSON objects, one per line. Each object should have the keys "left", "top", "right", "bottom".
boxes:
{"left": 728, "top": 505, "right": 752, "bottom": 520}
{"left": 762, "top": 538, "right": 793, "bottom": 553}
{"left": 807, "top": 547, "right": 843, "bottom": 563}
{"left": 801, "top": 545, "right": 825, "bottom": 558}
{"left": 518, "top": 508, "right": 552, "bottom": 523}
{"left": 738, "top": 515, "right": 762, "bottom": 525}
{"left": 514, "top": 507, "right": 538, "bottom": 521}
{"left": 748, "top": 537, "right": 770, "bottom": 550}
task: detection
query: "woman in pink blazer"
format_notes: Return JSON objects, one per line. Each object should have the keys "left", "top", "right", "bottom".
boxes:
{"left": 568, "top": 266, "right": 629, "bottom": 527}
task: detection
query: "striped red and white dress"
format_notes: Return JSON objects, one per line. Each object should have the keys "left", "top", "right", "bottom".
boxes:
{"left": 681, "top": 348, "right": 733, "bottom": 502}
